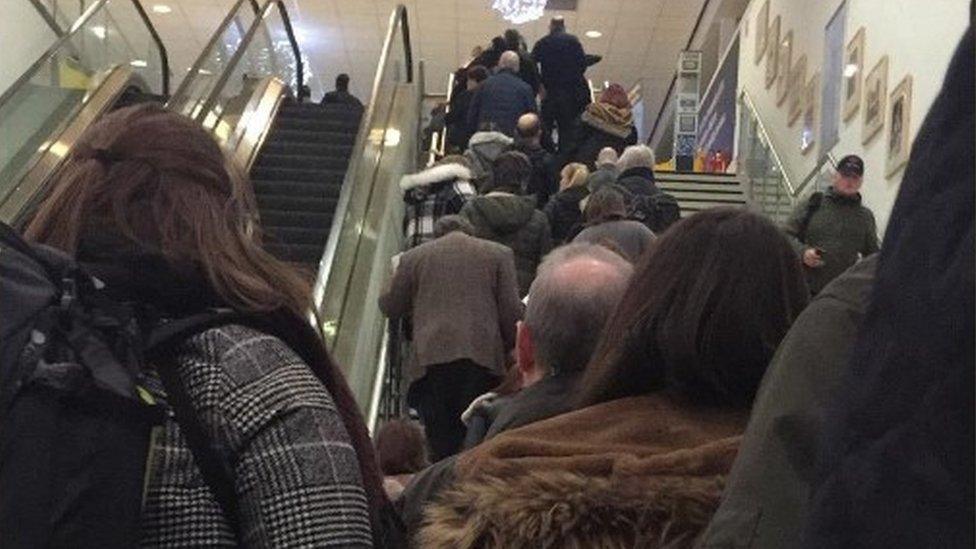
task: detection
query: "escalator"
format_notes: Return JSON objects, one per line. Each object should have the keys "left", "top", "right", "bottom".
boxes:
{"left": 2, "top": 1, "right": 422, "bottom": 423}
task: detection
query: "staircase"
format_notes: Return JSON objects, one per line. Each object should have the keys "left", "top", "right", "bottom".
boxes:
{"left": 249, "top": 99, "right": 362, "bottom": 266}
{"left": 655, "top": 171, "right": 748, "bottom": 217}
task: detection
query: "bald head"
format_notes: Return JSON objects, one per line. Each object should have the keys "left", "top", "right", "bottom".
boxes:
{"left": 498, "top": 50, "right": 520, "bottom": 72}
{"left": 524, "top": 244, "right": 633, "bottom": 374}
{"left": 516, "top": 112, "right": 542, "bottom": 142}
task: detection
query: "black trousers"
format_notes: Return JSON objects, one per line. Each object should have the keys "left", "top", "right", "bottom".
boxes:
{"left": 541, "top": 84, "right": 589, "bottom": 155}
{"left": 408, "top": 360, "right": 499, "bottom": 461}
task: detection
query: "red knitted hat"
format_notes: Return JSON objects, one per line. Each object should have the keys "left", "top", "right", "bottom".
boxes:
{"left": 600, "top": 83, "right": 630, "bottom": 109}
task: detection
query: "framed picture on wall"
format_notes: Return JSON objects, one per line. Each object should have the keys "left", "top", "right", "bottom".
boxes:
{"left": 886, "top": 74, "right": 913, "bottom": 177}
{"left": 776, "top": 31, "right": 793, "bottom": 107}
{"left": 765, "top": 16, "right": 780, "bottom": 89}
{"left": 678, "top": 114, "right": 698, "bottom": 133}
{"left": 788, "top": 54, "right": 807, "bottom": 127}
{"left": 862, "top": 55, "right": 888, "bottom": 144}
{"left": 843, "top": 27, "right": 865, "bottom": 121}
{"left": 801, "top": 72, "right": 820, "bottom": 154}
{"left": 755, "top": 0, "right": 770, "bottom": 64}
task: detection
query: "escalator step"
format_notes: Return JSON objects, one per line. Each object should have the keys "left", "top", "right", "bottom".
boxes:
{"left": 252, "top": 180, "right": 344, "bottom": 198}
{"left": 250, "top": 166, "right": 346, "bottom": 183}
{"left": 259, "top": 141, "right": 354, "bottom": 158}
{"left": 264, "top": 242, "right": 328, "bottom": 264}
{"left": 255, "top": 153, "right": 351, "bottom": 171}
{"left": 264, "top": 226, "right": 330, "bottom": 245}
{"left": 275, "top": 118, "right": 361, "bottom": 133}
{"left": 267, "top": 129, "right": 356, "bottom": 145}
{"left": 256, "top": 193, "right": 338, "bottom": 213}
{"left": 260, "top": 209, "right": 333, "bottom": 228}
{"left": 277, "top": 105, "right": 363, "bottom": 122}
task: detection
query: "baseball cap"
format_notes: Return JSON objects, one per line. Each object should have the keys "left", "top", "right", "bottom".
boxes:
{"left": 837, "top": 155, "right": 864, "bottom": 177}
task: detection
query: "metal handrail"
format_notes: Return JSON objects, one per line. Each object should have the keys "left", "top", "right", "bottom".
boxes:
{"left": 740, "top": 90, "right": 796, "bottom": 195}
{"left": 130, "top": 0, "right": 170, "bottom": 95}
{"left": 274, "top": 1, "right": 305, "bottom": 100}
{"left": 312, "top": 3, "right": 413, "bottom": 329}
{"left": 0, "top": 0, "right": 170, "bottom": 108}
{"left": 169, "top": 0, "right": 253, "bottom": 107}
{"left": 28, "top": 0, "right": 66, "bottom": 38}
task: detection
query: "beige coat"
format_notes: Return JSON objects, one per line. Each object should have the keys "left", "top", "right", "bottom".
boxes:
{"left": 379, "top": 232, "right": 523, "bottom": 377}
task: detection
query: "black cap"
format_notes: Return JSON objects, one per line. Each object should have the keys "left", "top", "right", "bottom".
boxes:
{"left": 837, "top": 154, "right": 864, "bottom": 177}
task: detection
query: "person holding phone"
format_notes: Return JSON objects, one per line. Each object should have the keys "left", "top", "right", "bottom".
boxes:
{"left": 784, "top": 155, "right": 880, "bottom": 295}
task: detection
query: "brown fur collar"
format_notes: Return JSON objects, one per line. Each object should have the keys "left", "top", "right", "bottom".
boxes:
{"left": 582, "top": 102, "right": 635, "bottom": 139}
{"left": 419, "top": 469, "right": 729, "bottom": 548}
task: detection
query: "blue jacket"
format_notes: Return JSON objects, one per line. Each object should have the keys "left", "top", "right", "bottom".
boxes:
{"left": 467, "top": 70, "right": 536, "bottom": 137}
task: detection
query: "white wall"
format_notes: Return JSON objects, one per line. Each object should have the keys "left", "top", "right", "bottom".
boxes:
{"left": 737, "top": 0, "right": 969, "bottom": 234}
{"left": 0, "top": 3, "right": 60, "bottom": 96}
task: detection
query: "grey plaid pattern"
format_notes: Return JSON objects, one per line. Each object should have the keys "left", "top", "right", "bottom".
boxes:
{"left": 403, "top": 180, "right": 476, "bottom": 249}
{"left": 139, "top": 325, "right": 373, "bottom": 548}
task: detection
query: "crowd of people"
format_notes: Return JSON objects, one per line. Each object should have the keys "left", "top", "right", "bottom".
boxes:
{"left": 0, "top": 16, "right": 970, "bottom": 549}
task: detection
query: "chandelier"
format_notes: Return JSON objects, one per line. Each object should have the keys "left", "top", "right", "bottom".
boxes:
{"left": 491, "top": 0, "right": 547, "bottom": 25}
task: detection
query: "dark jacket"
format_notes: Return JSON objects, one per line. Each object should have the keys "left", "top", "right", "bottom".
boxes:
{"left": 544, "top": 185, "right": 589, "bottom": 243}
{"left": 784, "top": 187, "right": 880, "bottom": 294}
{"left": 585, "top": 164, "right": 618, "bottom": 193}
{"left": 467, "top": 70, "right": 536, "bottom": 137}
{"left": 513, "top": 138, "right": 558, "bottom": 207}
{"left": 400, "top": 163, "right": 477, "bottom": 249}
{"left": 514, "top": 49, "right": 541, "bottom": 95}
{"left": 615, "top": 166, "right": 681, "bottom": 233}
{"left": 322, "top": 89, "right": 364, "bottom": 110}
{"left": 573, "top": 218, "right": 656, "bottom": 262}
{"left": 378, "top": 232, "right": 523, "bottom": 376}
{"left": 444, "top": 87, "right": 475, "bottom": 151}
{"left": 531, "top": 30, "right": 587, "bottom": 91}
{"left": 803, "top": 26, "right": 973, "bottom": 549}
{"left": 568, "top": 102, "right": 639, "bottom": 169}
{"left": 462, "top": 131, "right": 512, "bottom": 191}
{"left": 700, "top": 255, "right": 878, "bottom": 549}
{"left": 461, "top": 193, "right": 553, "bottom": 295}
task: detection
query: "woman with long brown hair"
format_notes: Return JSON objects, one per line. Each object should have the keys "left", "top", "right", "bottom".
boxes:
{"left": 24, "top": 104, "right": 390, "bottom": 547}
{"left": 419, "top": 208, "right": 809, "bottom": 547}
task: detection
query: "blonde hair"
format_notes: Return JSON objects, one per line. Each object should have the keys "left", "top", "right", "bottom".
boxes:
{"left": 560, "top": 162, "right": 589, "bottom": 191}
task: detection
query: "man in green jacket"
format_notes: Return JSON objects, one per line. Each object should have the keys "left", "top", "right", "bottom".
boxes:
{"left": 784, "top": 155, "right": 880, "bottom": 294}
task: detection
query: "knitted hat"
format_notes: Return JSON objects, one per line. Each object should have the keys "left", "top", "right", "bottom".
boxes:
{"left": 600, "top": 84, "right": 630, "bottom": 110}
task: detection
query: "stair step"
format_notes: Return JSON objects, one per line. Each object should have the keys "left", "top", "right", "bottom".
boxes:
{"left": 252, "top": 179, "right": 344, "bottom": 199}
{"left": 256, "top": 194, "right": 338, "bottom": 212}
{"left": 274, "top": 117, "right": 361, "bottom": 133}
{"left": 254, "top": 153, "right": 351, "bottom": 171}
{"left": 260, "top": 209, "right": 333, "bottom": 229}
{"left": 250, "top": 166, "right": 346, "bottom": 183}
{"left": 277, "top": 105, "right": 363, "bottom": 122}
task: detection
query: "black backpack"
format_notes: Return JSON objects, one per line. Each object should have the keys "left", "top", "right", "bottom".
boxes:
{"left": 0, "top": 222, "right": 243, "bottom": 548}
{"left": 616, "top": 185, "right": 681, "bottom": 234}
{"left": 798, "top": 191, "right": 825, "bottom": 243}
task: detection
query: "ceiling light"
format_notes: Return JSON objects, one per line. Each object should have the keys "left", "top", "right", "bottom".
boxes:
{"left": 91, "top": 25, "right": 107, "bottom": 39}
{"left": 129, "top": 59, "right": 148, "bottom": 68}
{"left": 151, "top": 4, "right": 172, "bottom": 14}
{"left": 491, "top": 0, "right": 546, "bottom": 25}
{"left": 843, "top": 64, "right": 858, "bottom": 78}
{"left": 585, "top": 30, "right": 603, "bottom": 38}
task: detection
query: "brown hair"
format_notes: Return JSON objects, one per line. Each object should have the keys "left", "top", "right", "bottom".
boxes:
{"left": 578, "top": 208, "right": 809, "bottom": 409}
{"left": 584, "top": 187, "right": 628, "bottom": 225}
{"left": 375, "top": 419, "right": 429, "bottom": 475}
{"left": 24, "top": 103, "right": 390, "bottom": 527}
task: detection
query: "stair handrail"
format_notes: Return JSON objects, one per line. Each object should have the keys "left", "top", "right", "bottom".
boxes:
{"left": 313, "top": 4, "right": 414, "bottom": 324}
{"left": 190, "top": 0, "right": 304, "bottom": 124}
{"left": 0, "top": 0, "right": 170, "bottom": 109}
{"left": 739, "top": 90, "right": 797, "bottom": 196}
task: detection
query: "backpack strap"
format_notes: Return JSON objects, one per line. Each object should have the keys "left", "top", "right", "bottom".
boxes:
{"left": 798, "top": 192, "right": 824, "bottom": 243}
{"left": 147, "top": 310, "right": 244, "bottom": 543}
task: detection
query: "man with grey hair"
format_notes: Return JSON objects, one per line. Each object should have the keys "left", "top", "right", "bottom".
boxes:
{"left": 615, "top": 144, "right": 681, "bottom": 233}
{"left": 379, "top": 214, "right": 523, "bottom": 460}
{"left": 466, "top": 242, "right": 633, "bottom": 445}
{"left": 586, "top": 146, "right": 620, "bottom": 192}
{"left": 467, "top": 50, "right": 537, "bottom": 137}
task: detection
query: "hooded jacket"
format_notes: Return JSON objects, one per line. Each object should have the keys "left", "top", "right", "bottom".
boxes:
{"left": 512, "top": 138, "right": 558, "bottom": 207}
{"left": 418, "top": 394, "right": 747, "bottom": 548}
{"left": 462, "top": 131, "right": 513, "bottom": 191}
{"left": 461, "top": 192, "right": 552, "bottom": 295}
{"left": 569, "top": 102, "right": 639, "bottom": 169}
{"left": 615, "top": 166, "right": 681, "bottom": 234}
{"left": 400, "top": 163, "right": 477, "bottom": 249}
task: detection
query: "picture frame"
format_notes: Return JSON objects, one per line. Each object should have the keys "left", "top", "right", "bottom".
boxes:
{"left": 885, "top": 74, "right": 913, "bottom": 177}
{"left": 801, "top": 72, "right": 820, "bottom": 155}
{"left": 776, "top": 31, "right": 793, "bottom": 107}
{"left": 788, "top": 54, "right": 807, "bottom": 127}
{"left": 755, "top": 0, "right": 770, "bottom": 65}
{"left": 765, "top": 16, "right": 780, "bottom": 89}
{"left": 862, "top": 55, "right": 888, "bottom": 144}
{"left": 843, "top": 27, "right": 865, "bottom": 122}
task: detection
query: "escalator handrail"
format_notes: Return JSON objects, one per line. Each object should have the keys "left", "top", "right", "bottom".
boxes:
{"left": 0, "top": 0, "right": 170, "bottom": 110}
{"left": 169, "top": 0, "right": 255, "bottom": 108}
{"left": 192, "top": 0, "right": 304, "bottom": 123}
{"left": 129, "top": 0, "right": 170, "bottom": 96}
{"left": 274, "top": 1, "right": 305, "bottom": 101}
{"left": 313, "top": 4, "right": 413, "bottom": 321}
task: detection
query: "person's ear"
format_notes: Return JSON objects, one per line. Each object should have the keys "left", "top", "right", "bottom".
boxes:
{"left": 516, "top": 321, "right": 535, "bottom": 380}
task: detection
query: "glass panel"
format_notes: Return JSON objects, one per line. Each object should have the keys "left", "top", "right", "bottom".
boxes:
{"left": 0, "top": 0, "right": 163, "bottom": 209}
{"left": 737, "top": 95, "right": 795, "bottom": 225}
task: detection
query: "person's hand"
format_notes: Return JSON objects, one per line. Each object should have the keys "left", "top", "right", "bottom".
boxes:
{"left": 803, "top": 248, "right": 824, "bottom": 268}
